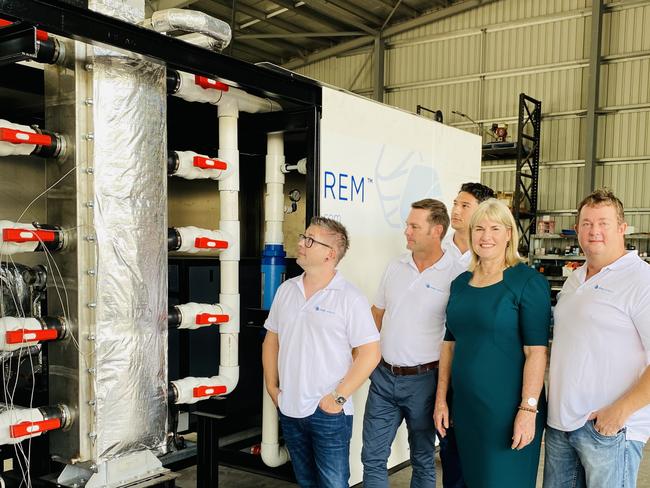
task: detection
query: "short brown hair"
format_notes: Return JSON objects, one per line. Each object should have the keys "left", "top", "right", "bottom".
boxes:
{"left": 577, "top": 188, "right": 625, "bottom": 224}
{"left": 411, "top": 198, "right": 450, "bottom": 237}
{"left": 310, "top": 216, "right": 350, "bottom": 263}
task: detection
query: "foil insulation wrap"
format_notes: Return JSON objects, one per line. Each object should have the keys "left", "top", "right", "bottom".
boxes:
{"left": 90, "top": 52, "right": 168, "bottom": 461}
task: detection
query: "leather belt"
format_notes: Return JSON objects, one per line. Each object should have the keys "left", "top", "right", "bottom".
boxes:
{"left": 381, "top": 358, "right": 439, "bottom": 376}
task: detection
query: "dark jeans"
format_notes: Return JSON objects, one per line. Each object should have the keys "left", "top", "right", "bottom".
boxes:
{"left": 279, "top": 406, "right": 354, "bottom": 488}
{"left": 362, "top": 365, "right": 438, "bottom": 488}
{"left": 438, "top": 425, "right": 467, "bottom": 488}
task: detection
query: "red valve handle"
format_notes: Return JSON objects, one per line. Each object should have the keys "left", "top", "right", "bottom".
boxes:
{"left": 194, "top": 237, "right": 228, "bottom": 250}
{"left": 0, "top": 128, "right": 52, "bottom": 146}
{"left": 193, "top": 156, "right": 227, "bottom": 170}
{"left": 0, "top": 19, "right": 49, "bottom": 41}
{"left": 6, "top": 328, "right": 58, "bottom": 345}
{"left": 3, "top": 228, "right": 56, "bottom": 243}
{"left": 195, "top": 75, "right": 229, "bottom": 91}
{"left": 193, "top": 385, "right": 227, "bottom": 398}
{"left": 195, "top": 313, "right": 229, "bottom": 325}
{"left": 10, "top": 418, "right": 61, "bottom": 439}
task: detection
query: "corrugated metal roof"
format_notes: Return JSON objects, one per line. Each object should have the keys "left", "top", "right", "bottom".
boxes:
{"left": 150, "top": 0, "right": 464, "bottom": 65}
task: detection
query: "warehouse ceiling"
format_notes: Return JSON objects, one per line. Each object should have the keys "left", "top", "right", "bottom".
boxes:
{"left": 148, "top": 0, "right": 462, "bottom": 66}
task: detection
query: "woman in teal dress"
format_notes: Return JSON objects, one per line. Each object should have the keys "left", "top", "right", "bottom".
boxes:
{"left": 434, "top": 198, "right": 550, "bottom": 488}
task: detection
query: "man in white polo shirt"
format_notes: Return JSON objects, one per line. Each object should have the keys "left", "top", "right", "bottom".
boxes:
{"left": 443, "top": 182, "right": 496, "bottom": 269}
{"left": 544, "top": 188, "right": 650, "bottom": 488}
{"left": 262, "top": 216, "right": 381, "bottom": 488}
{"left": 361, "top": 199, "right": 465, "bottom": 488}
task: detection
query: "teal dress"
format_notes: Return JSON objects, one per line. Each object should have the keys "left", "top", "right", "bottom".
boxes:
{"left": 444, "top": 263, "right": 550, "bottom": 488}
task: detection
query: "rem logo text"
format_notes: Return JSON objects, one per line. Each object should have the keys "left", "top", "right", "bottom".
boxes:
{"left": 323, "top": 171, "right": 365, "bottom": 202}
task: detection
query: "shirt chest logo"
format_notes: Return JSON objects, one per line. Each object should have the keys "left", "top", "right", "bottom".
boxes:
{"left": 424, "top": 283, "right": 446, "bottom": 293}
{"left": 314, "top": 305, "right": 336, "bottom": 315}
{"left": 593, "top": 284, "right": 614, "bottom": 294}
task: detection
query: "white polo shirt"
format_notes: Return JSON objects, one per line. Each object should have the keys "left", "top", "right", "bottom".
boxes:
{"left": 264, "top": 272, "right": 379, "bottom": 418}
{"left": 374, "top": 251, "right": 465, "bottom": 366}
{"left": 548, "top": 252, "right": 650, "bottom": 442}
{"left": 442, "top": 231, "right": 471, "bottom": 269}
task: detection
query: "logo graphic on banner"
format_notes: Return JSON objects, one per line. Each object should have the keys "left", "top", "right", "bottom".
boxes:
{"left": 374, "top": 145, "right": 442, "bottom": 228}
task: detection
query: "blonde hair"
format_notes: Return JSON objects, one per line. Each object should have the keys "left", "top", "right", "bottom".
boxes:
{"left": 468, "top": 198, "right": 522, "bottom": 271}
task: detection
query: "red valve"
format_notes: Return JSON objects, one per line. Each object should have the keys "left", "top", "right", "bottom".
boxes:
{"left": 193, "top": 385, "right": 227, "bottom": 398}
{"left": 251, "top": 444, "right": 262, "bottom": 456}
{"left": 3, "top": 228, "right": 56, "bottom": 243}
{"left": 0, "top": 128, "right": 52, "bottom": 146}
{"left": 6, "top": 328, "right": 58, "bottom": 345}
{"left": 10, "top": 418, "right": 61, "bottom": 439}
{"left": 195, "top": 75, "right": 229, "bottom": 92}
{"left": 0, "top": 19, "right": 49, "bottom": 41}
{"left": 195, "top": 313, "right": 229, "bottom": 325}
{"left": 193, "top": 156, "right": 227, "bottom": 171}
{"left": 194, "top": 237, "right": 228, "bottom": 250}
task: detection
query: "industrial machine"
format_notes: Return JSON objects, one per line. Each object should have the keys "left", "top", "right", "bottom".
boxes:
{"left": 0, "top": 1, "right": 480, "bottom": 486}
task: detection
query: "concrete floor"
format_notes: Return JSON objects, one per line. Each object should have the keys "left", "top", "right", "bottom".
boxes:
{"left": 175, "top": 442, "right": 650, "bottom": 487}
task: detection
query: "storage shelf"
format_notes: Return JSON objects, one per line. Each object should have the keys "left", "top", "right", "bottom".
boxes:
{"left": 532, "top": 255, "right": 585, "bottom": 261}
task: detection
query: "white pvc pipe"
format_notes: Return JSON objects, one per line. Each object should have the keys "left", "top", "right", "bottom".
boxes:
{"left": 0, "top": 406, "right": 45, "bottom": 445}
{"left": 0, "top": 220, "right": 39, "bottom": 255}
{"left": 260, "top": 131, "right": 290, "bottom": 467}
{"left": 0, "top": 317, "right": 43, "bottom": 351}
{"left": 172, "top": 150, "right": 231, "bottom": 181}
{"left": 174, "top": 302, "right": 232, "bottom": 330}
{"left": 173, "top": 71, "right": 282, "bottom": 114}
{"left": 261, "top": 387, "right": 289, "bottom": 467}
{"left": 264, "top": 132, "right": 285, "bottom": 246}
{"left": 0, "top": 120, "right": 37, "bottom": 157}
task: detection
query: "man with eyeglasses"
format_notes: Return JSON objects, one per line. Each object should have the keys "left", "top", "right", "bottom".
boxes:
{"left": 361, "top": 199, "right": 465, "bottom": 488}
{"left": 262, "top": 216, "right": 381, "bottom": 488}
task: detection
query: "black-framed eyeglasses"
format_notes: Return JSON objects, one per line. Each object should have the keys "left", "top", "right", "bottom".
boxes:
{"left": 298, "top": 233, "right": 333, "bottom": 249}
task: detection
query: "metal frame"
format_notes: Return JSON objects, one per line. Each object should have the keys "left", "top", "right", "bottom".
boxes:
{"left": 583, "top": 0, "right": 603, "bottom": 194}
{"left": 0, "top": 0, "right": 322, "bottom": 108}
{"left": 514, "top": 93, "right": 542, "bottom": 254}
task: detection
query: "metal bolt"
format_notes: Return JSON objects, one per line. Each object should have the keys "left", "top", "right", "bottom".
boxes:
{"left": 87, "top": 303, "right": 96, "bottom": 309}
{"left": 88, "top": 400, "right": 96, "bottom": 406}
{"left": 87, "top": 269, "right": 96, "bottom": 276}
{"left": 88, "top": 431, "right": 97, "bottom": 438}
{"left": 87, "top": 334, "right": 95, "bottom": 341}
{"left": 84, "top": 133, "right": 94, "bottom": 141}
{"left": 85, "top": 235, "right": 96, "bottom": 242}
{"left": 84, "top": 98, "right": 94, "bottom": 106}
{"left": 85, "top": 167, "right": 94, "bottom": 175}
{"left": 89, "top": 464, "right": 97, "bottom": 473}
{"left": 87, "top": 368, "right": 96, "bottom": 375}
{"left": 85, "top": 201, "right": 94, "bottom": 208}
{"left": 85, "top": 63, "right": 93, "bottom": 71}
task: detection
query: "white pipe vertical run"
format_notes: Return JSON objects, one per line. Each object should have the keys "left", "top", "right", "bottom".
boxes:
{"left": 261, "top": 132, "right": 289, "bottom": 467}
{"left": 214, "top": 98, "right": 240, "bottom": 392}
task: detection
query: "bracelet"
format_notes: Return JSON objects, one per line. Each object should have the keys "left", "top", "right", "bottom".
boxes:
{"left": 517, "top": 405, "right": 538, "bottom": 414}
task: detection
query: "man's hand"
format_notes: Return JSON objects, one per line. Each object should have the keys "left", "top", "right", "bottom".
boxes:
{"left": 588, "top": 403, "right": 629, "bottom": 437}
{"left": 319, "top": 393, "right": 343, "bottom": 414}
{"left": 434, "top": 401, "right": 450, "bottom": 437}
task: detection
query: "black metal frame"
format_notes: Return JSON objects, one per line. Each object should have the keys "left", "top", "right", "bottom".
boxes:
{"left": 513, "top": 93, "right": 542, "bottom": 253}
{"left": 0, "top": 0, "right": 322, "bottom": 108}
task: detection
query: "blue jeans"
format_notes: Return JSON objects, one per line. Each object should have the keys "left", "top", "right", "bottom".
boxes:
{"left": 278, "top": 406, "right": 353, "bottom": 488}
{"left": 543, "top": 423, "right": 645, "bottom": 488}
{"left": 361, "top": 365, "right": 438, "bottom": 488}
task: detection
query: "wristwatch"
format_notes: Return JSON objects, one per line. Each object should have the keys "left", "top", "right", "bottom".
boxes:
{"left": 332, "top": 390, "right": 347, "bottom": 406}
{"left": 526, "top": 397, "right": 538, "bottom": 408}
